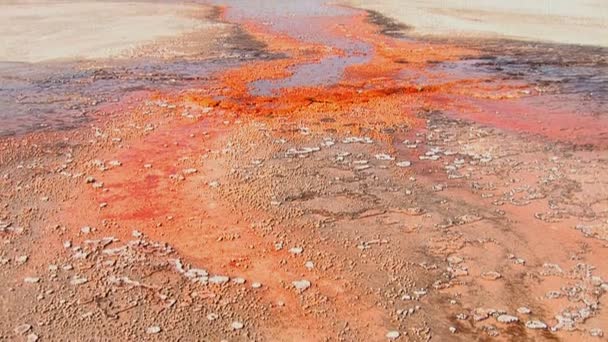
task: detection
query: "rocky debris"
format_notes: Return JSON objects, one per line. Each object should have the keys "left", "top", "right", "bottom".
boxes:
{"left": 209, "top": 275, "right": 230, "bottom": 285}
{"left": 14, "top": 324, "right": 32, "bottom": 335}
{"left": 396, "top": 161, "right": 411, "bottom": 167}
{"left": 146, "top": 326, "right": 162, "bottom": 334}
{"left": 447, "top": 255, "right": 463, "bottom": 264}
{"left": 183, "top": 168, "right": 198, "bottom": 175}
{"left": 496, "top": 314, "right": 518, "bottom": 324}
{"left": 456, "top": 313, "right": 468, "bottom": 320}
{"left": 27, "top": 333, "right": 39, "bottom": 342}
{"left": 252, "top": 282, "right": 262, "bottom": 289}
{"left": 70, "top": 275, "right": 88, "bottom": 286}
{"left": 525, "top": 320, "right": 547, "bottom": 330}
{"left": 473, "top": 308, "right": 491, "bottom": 322}
{"left": 375, "top": 153, "right": 394, "bottom": 161}
{"left": 305, "top": 261, "right": 314, "bottom": 269}
{"left": 289, "top": 246, "right": 303, "bottom": 255}
{"left": 286, "top": 147, "right": 320, "bottom": 157}
{"left": 517, "top": 307, "right": 531, "bottom": 314}
{"left": 342, "top": 137, "right": 373, "bottom": 144}
{"left": 589, "top": 328, "right": 604, "bottom": 337}
{"left": 292, "top": 279, "right": 311, "bottom": 292}
{"left": 231, "top": 321, "right": 244, "bottom": 330}
{"left": 207, "top": 313, "right": 219, "bottom": 321}
{"left": 386, "top": 330, "right": 400, "bottom": 340}
{"left": 232, "top": 277, "right": 246, "bottom": 284}
{"left": 481, "top": 271, "right": 502, "bottom": 281}
{"left": 24, "top": 277, "right": 40, "bottom": 284}
{"left": 15, "top": 255, "right": 28, "bottom": 264}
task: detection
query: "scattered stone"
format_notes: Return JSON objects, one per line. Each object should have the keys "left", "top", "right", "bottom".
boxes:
{"left": 231, "top": 321, "right": 244, "bottom": 330}
{"left": 146, "top": 326, "right": 161, "bottom": 334}
{"left": 81, "top": 226, "right": 92, "bottom": 234}
{"left": 449, "top": 326, "right": 457, "bottom": 334}
{"left": 396, "top": 161, "right": 411, "bottom": 168}
{"left": 375, "top": 153, "right": 394, "bottom": 161}
{"left": 183, "top": 168, "right": 198, "bottom": 175}
{"left": 497, "top": 314, "right": 519, "bottom": 324}
{"left": 305, "top": 261, "right": 314, "bottom": 270}
{"left": 517, "top": 307, "right": 531, "bottom": 314}
{"left": 386, "top": 330, "right": 400, "bottom": 340}
{"left": 456, "top": 313, "right": 468, "bottom": 320}
{"left": 589, "top": 328, "right": 604, "bottom": 337}
{"left": 14, "top": 324, "right": 32, "bottom": 335}
{"left": 232, "top": 277, "right": 246, "bottom": 284}
{"left": 447, "top": 255, "right": 463, "bottom": 264}
{"left": 292, "top": 279, "right": 311, "bottom": 292}
{"left": 207, "top": 313, "right": 219, "bottom": 321}
{"left": 525, "top": 320, "right": 547, "bottom": 330}
{"left": 70, "top": 275, "right": 88, "bottom": 286}
{"left": 15, "top": 255, "right": 28, "bottom": 264}
{"left": 209, "top": 275, "right": 229, "bottom": 285}
{"left": 289, "top": 247, "right": 303, "bottom": 255}
{"left": 24, "top": 277, "right": 40, "bottom": 284}
{"left": 252, "top": 282, "right": 262, "bottom": 289}
{"left": 108, "top": 160, "right": 122, "bottom": 167}
{"left": 208, "top": 181, "right": 220, "bottom": 188}
{"left": 481, "top": 271, "right": 502, "bottom": 281}
{"left": 342, "top": 137, "right": 373, "bottom": 144}
{"left": 27, "top": 333, "right": 39, "bottom": 342}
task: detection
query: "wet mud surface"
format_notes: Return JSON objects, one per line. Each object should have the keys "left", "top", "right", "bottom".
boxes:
{"left": 0, "top": 1, "right": 607, "bottom": 341}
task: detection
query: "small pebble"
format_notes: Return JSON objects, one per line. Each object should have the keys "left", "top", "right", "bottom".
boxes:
{"left": 146, "top": 326, "right": 161, "bottom": 334}
{"left": 386, "top": 330, "right": 400, "bottom": 340}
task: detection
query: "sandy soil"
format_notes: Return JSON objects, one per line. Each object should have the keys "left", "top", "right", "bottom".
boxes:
{"left": 342, "top": 0, "right": 608, "bottom": 47}
{"left": 0, "top": 1, "right": 221, "bottom": 62}
{"left": 0, "top": 2, "right": 607, "bottom": 342}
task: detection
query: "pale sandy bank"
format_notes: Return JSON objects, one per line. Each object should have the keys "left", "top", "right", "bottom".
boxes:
{"left": 342, "top": 0, "right": 608, "bottom": 47}
{"left": 0, "top": 1, "right": 219, "bottom": 63}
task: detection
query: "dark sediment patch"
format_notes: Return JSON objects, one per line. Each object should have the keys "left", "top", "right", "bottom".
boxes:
{"left": 364, "top": 9, "right": 412, "bottom": 39}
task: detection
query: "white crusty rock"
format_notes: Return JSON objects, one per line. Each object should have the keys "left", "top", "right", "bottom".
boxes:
{"left": 497, "top": 314, "right": 519, "bottom": 323}
{"left": 375, "top": 153, "right": 395, "bottom": 161}
{"left": 517, "top": 307, "right": 531, "bottom": 314}
{"left": 146, "top": 326, "right": 161, "bottom": 334}
{"left": 386, "top": 330, "right": 400, "bottom": 339}
{"left": 481, "top": 271, "right": 502, "bottom": 280}
{"left": 14, "top": 324, "right": 32, "bottom": 335}
{"left": 70, "top": 275, "right": 88, "bottom": 286}
{"left": 525, "top": 320, "right": 547, "bottom": 330}
{"left": 289, "top": 247, "right": 303, "bottom": 255}
{"left": 24, "top": 277, "right": 40, "bottom": 284}
{"left": 231, "top": 321, "right": 244, "bottom": 330}
{"left": 208, "top": 275, "right": 230, "bottom": 285}
{"left": 292, "top": 279, "right": 311, "bottom": 292}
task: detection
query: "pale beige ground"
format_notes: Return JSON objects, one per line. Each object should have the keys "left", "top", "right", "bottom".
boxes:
{"left": 0, "top": 1, "right": 220, "bottom": 63}
{"left": 342, "top": 0, "right": 608, "bottom": 47}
